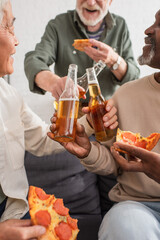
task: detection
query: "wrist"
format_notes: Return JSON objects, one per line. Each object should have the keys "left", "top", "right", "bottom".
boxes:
{"left": 110, "top": 55, "right": 122, "bottom": 71}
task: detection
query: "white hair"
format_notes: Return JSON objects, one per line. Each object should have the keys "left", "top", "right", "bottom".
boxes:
{"left": 0, "top": 0, "right": 9, "bottom": 23}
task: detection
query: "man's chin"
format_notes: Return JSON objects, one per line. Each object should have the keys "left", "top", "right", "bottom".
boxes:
{"left": 137, "top": 55, "right": 146, "bottom": 65}
{"left": 78, "top": 14, "right": 103, "bottom": 27}
{"left": 138, "top": 47, "right": 155, "bottom": 66}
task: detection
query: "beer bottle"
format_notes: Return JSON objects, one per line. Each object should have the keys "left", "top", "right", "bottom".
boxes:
{"left": 54, "top": 60, "right": 106, "bottom": 110}
{"left": 77, "top": 60, "right": 106, "bottom": 93}
{"left": 53, "top": 64, "right": 79, "bottom": 142}
{"left": 86, "top": 67, "right": 115, "bottom": 142}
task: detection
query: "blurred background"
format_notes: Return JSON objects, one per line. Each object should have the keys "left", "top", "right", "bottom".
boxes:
{"left": 11, "top": 0, "right": 160, "bottom": 123}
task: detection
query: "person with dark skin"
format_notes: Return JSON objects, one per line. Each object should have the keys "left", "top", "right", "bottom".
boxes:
{"left": 49, "top": 9, "right": 160, "bottom": 240}
{"left": 110, "top": 14, "right": 160, "bottom": 184}
{"left": 111, "top": 142, "right": 160, "bottom": 184}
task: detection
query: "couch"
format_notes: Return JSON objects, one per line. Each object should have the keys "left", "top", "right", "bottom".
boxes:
{"left": 25, "top": 142, "right": 116, "bottom": 240}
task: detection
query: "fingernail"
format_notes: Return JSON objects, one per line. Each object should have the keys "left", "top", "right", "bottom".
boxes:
{"left": 103, "top": 117, "right": 108, "bottom": 121}
{"left": 106, "top": 106, "right": 110, "bottom": 111}
{"left": 104, "top": 122, "right": 109, "bottom": 127}
{"left": 39, "top": 227, "right": 46, "bottom": 234}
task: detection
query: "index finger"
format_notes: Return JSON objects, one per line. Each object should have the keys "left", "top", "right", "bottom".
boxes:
{"left": 89, "top": 39, "right": 104, "bottom": 48}
{"left": 82, "top": 106, "right": 90, "bottom": 114}
{"left": 6, "top": 219, "right": 32, "bottom": 227}
{"left": 113, "top": 142, "right": 152, "bottom": 159}
{"left": 111, "top": 146, "right": 143, "bottom": 172}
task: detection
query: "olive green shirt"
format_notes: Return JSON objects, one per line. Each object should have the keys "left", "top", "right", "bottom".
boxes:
{"left": 24, "top": 10, "right": 140, "bottom": 101}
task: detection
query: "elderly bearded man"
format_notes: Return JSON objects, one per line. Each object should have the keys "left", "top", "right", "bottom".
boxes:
{"left": 24, "top": 0, "right": 139, "bottom": 105}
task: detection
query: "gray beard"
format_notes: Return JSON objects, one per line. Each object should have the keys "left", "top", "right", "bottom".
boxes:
{"left": 76, "top": 6, "right": 108, "bottom": 27}
{"left": 138, "top": 47, "right": 155, "bottom": 66}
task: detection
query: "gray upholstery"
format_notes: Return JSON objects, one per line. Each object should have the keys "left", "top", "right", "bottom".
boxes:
{"left": 24, "top": 136, "right": 116, "bottom": 240}
{"left": 25, "top": 150, "right": 101, "bottom": 215}
{"left": 25, "top": 150, "right": 102, "bottom": 240}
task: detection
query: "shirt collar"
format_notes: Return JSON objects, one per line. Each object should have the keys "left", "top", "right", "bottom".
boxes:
{"left": 73, "top": 10, "right": 115, "bottom": 31}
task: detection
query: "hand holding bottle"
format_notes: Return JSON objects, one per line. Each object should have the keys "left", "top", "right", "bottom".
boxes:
{"left": 86, "top": 67, "right": 117, "bottom": 141}
{"left": 82, "top": 98, "right": 118, "bottom": 130}
{"left": 48, "top": 116, "right": 91, "bottom": 158}
{"left": 48, "top": 98, "right": 118, "bottom": 142}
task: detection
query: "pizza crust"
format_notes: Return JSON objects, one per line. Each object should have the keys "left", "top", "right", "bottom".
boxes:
{"left": 72, "top": 39, "right": 92, "bottom": 51}
{"left": 28, "top": 186, "right": 79, "bottom": 240}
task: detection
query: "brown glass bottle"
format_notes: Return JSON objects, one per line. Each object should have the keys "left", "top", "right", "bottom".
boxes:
{"left": 86, "top": 67, "right": 115, "bottom": 142}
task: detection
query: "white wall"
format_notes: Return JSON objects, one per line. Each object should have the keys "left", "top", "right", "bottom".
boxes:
{"left": 11, "top": 0, "right": 160, "bottom": 123}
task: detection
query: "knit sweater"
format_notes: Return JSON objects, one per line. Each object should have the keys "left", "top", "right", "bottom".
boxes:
{"left": 80, "top": 74, "right": 160, "bottom": 202}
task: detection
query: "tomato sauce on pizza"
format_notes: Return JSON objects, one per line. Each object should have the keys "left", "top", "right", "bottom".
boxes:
{"left": 28, "top": 186, "right": 79, "bottom": 240}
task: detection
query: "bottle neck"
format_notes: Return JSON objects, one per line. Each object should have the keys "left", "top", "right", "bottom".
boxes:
{"left": 60, "top": 64, "right": 79, "bottom": 100}
{"left": 87, "top": 66, "right": 105, "bottom": 101}
{"left": 88, "top": 83, "right": 103, "bottom": 98}
{"left": 94, "top": 61, "right": 105, "bottom": 76}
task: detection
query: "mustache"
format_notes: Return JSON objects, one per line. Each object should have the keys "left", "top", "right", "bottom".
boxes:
{"left": 145, "top": 36, "right": 156, "bottom": 47}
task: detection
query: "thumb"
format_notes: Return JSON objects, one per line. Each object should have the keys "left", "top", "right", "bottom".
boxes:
{"left": 76, "top": 123, "right": 86, "bottom": 136}
{"left": 22, "top": 225, "right": 46, "bottom": 239}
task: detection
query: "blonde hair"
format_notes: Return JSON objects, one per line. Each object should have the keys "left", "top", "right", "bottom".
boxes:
{"left": 0, "top": 0, "right": 9, "bottom": 23}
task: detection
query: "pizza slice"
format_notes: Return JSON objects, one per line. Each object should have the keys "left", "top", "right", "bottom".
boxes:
{"left": 72, "top": 39, "right": 92, "bottom": 51}
{"left": 116, "top": 128, "right": 160, "bottom": 153}
{"left": 28, "top": 186, "right": 79, "bottom": 240}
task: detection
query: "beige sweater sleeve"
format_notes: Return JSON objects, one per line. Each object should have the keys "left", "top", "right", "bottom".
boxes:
{"left": 79, "top": 141, "right": 117, "bottom": 176}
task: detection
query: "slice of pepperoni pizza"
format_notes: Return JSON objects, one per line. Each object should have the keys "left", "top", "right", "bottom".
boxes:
{"left": 72, "top": 39, "right": 92, "bottom": 51}
{"left": 28, "top": 186, "right": 79, "bottom": 240}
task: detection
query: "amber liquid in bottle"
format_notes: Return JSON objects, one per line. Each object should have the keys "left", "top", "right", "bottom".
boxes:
{"left": 88, "top": 84, "right": 108, "bottom": 141}
{"left": 54, "top": 89, "right": 85, "bottom": 111}
{"left": 87, "top": 67, "right": 115, "bottom": 142}
{"left": 53, "top": 64, "right": 79, "bottom": 142}
{"left": 54, "top": 99, "right": 79, "bottom": 142}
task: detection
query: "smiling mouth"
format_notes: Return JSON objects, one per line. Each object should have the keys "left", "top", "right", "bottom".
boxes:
{"left": 85, "top": 9, "right": 98, "bottom": 13}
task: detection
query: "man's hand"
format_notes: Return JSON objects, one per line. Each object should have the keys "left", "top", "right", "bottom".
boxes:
{"left": 35, "top": 71, "right": 85, "bottom": 101}
{"left": 84, "top": 39, "right": 119, "bottom": 68}
{"left": 82, "top": 98, "right": 118, "bottom": 130}
{"left": 84, "top": 39, "right": 127, "bottom": 80}
{"left": 0, "top": 219, "right": 46, "bottom": 240}
{"left": 103, "top": 99, "right": 118, "bottom": 129}
{"left": 47, "top": 117, "right": 91, "bottom": 159}
{"left": 111, "top": 142, "right": 160, "bottom": 183}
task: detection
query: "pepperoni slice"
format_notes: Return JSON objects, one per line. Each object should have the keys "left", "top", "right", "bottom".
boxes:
{"left": 53, "top": 199, "right": 69, "bottom": 216}
{"left": 35, "top": 210, "right": 51, "bottom": 227}
{"left": 67, "top": 216, "right": 78, "bottom": 230}
{"left": 55, "top": 222, "right": 72, "bottom": 240}
{"left": 35, "top": 187, "right": 50, "bottom": 200}
{"left": 122, "top": 132, "right": 137, "bottom": 143}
